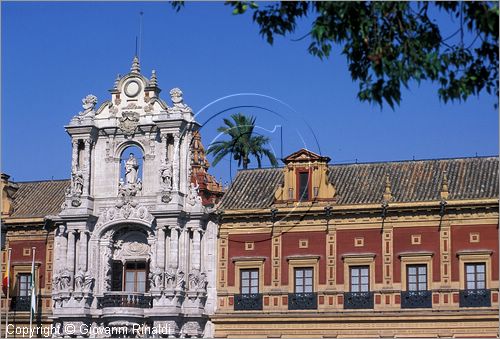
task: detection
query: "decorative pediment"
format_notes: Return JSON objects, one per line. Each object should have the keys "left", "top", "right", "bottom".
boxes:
{"left": 283, "top": 148, "right": 331, "bottom": 164}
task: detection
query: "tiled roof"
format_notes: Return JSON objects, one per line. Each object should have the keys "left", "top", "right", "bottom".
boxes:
{"left": 10, "top": 180, "right": 70, "bottom": 218}
{"left": 219, "top": 157, "right": 498, "bottom": 210}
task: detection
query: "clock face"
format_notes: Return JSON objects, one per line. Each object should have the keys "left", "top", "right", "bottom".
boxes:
{"left": 124, "top": 80, "right": 141, "bottom": 97}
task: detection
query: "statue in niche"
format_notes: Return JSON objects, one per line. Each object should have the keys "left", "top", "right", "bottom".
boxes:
{"left": 165, "top": 268, "right": 176, "bottom": 289}
{"left": 74, "top": 268, "right": 85, "bottom": 291}
{"left": 124, "top": 153, "right": 139, "bottom": 185}
{"left": 79, "top": 94, "right": 98, "bottom": 116}
{"left": 169, "top": 88, "right": 192, "bottom": 113}
{"left": 175, "top": 270, "right": 185, "bottom": 291}
{"left": 83, "top": 271, "right": 94, "bottom": 293}
{"left": 71, "top": 171, "right": 84, "bottom": 196}
{"left": 160, "top": 165, "right": 172, "bottom": 188}
{"left": 59, "top": 268, "right": 72, "bottom": 291}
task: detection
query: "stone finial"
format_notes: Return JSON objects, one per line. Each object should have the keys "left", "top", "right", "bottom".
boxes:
{"left": 131, "top": 56, "right": 140, "bottom": 74}
{"left": 383, "top": 173, "right": 392, "bottom": 201}
{"left": 114, "top": 74, "right": 121, "bottom": 90}
{"left": 150, "top": 70, "right": 158, "bottom": 87}
{"left": 440, "top": 171, "right": 449, "bottom": 200}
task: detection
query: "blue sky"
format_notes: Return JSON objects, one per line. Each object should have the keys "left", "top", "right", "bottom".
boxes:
{"left": 2, "top": 2, "right": 498, "bottom": 183}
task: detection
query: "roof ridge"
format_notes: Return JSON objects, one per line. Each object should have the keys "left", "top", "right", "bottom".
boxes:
{"left": 331, "top": 155, "right": 498, "bottom": 167}
{"left": 15, "top": 178, "right": 70, "bottom": 184}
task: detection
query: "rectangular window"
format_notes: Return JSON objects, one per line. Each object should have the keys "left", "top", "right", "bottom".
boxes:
{"left": 407, "top": 264, "right": 427, "bottom": 291}
{"left": 298, "top": 172, "right": 309, "bottom": 201}
{"left": 350, "top": 266, "right": 369, "bottom": 292}
{"left": 294, "top": 267, "right": 313, "bottom": 293}
{"left": 465, "top": 263, "right": 486, "bottom": 290}
{"left": 240, "top": 269, "right": 259, "bottom": 294}
{"left": 18, "top": 274, "right": 32, "bottom": 296}
{"left": 124, "top": 261, "right": 147, "bottom": 293}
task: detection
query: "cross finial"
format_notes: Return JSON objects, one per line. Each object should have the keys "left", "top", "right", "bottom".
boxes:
{"left": 440, "top": 171, "right": 449, "bottom": 200}
{"left": 383, "top": 173, "right": 392, "bottom": 202}
{"left": 131, "top": 56, "right": 141, "bottom": 74}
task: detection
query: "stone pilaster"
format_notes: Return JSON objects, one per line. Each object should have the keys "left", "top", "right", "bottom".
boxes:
{"left": 191, "top": 227, "right": 201, "bottom": 271}
{"left": 67, "top": 230, "right": 76, "bottom": 285}
{"left": 169, "top": 226, "right": 179, "bottom": 269}
{"left": 172, "top": 133, "right": 180, "bottom": 192}
{"left": 78, "top": 231, "right": 89, "bottom": 271}
{"left": 71, "top": 139, "right": 78, "bottom": 172}
{"left": 440, "top": 221, "right": 451, "bottom": 287}
{"left": 83, "top": 138, "right": 93, "bottom": 195}
{"left": 326, "top": 225, "right": 336, "bottom": 289}
{"left": 383, "top": 225, "right": 394, "bottom": 288}
{"left": 157, "top": 226, "right": 165, "bottom": 270}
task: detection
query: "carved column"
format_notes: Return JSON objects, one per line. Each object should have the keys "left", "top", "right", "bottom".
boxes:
{"left": 169, "top": 226, "right": 179, "bottom": 269}
{"left": 191, "top": 227, "right": 201, "bottom": 271}
{"left": 83, "top": 138, "right": 92, "bottom": 195}
{"left": 157, "top": 227, "right": 166, "bottom": 270}
{"left": 79, "top": 231, "right": 89, "bottom": 271}
{"left": 180, "top": 132, "right": 193, "bottom": 192}
{"left": 71, "top": 139, "right": 78, "bottom": 172}
{"left": 67, "top": 230, "right": 76, "bottom": 285}
{"left": 172, "top": 133, "right": 180, "bottom": 191}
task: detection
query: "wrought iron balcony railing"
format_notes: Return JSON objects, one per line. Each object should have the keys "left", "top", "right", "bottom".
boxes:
{"left": 344, "top": 292, "right": 374, "bottom": 309}
{"left": 10, "top": 296, "right": 31, "bottom": 311}
{"left": 401, "top": 290, "right": 432, "bottom": 308}
{"left": 234, "top": 293, "right": 263, "bottom": 311}
{"left": 459, "top": 289, "right": 491, "bottom": 307}
{"left": 97, "top": 293, "right": 152, "bottom": 309}
{"left": 288, "top": 292, "right": 318, "bottom": 310}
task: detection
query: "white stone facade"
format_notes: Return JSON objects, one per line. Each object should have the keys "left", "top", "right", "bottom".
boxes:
{"left": 49, "top": 58, "right": 217, "bottom": 338}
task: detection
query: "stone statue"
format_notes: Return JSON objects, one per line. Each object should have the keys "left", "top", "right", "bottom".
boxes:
{"left": 79, "top": 94, "right": 98, "bottom": 116}
{"left": 59, "top": 268, "right": 72, "bottom": 291}
{"left": 52, "top": 272, "right": 61, "bottom": 291}
{"left": 124, "top": 153, "right": 139, "bottom": 185}
{"left": 187, "top": 182, "right": 202, "bottom": 206}
{"left": 83, "top": 271, "right": 94, "bottom": 293}
{"left": 165, "top": 268, "right": 176, "bottom": 289}
{"left": 74, "top": 268, "right": 85, "bottom": 291}
{"left": 197, "top": 272, "right": 208, "bottom": 291}
{"left": 160, "top": 165, "right": 172, "bottom": 188}
{"left": 149, "top": 266, "right": 163, "bottom": 289}
{"left": 188, "top": 270, "right": 199, "bottom": 290}
{"left": 71, "top": 171, "right": 84, "bottom": 196}
{"left": 175, "top": 270, "right": 185, "bottom": 291}
{"left": 169, "top": 88, "right": 192, "bottom": 113}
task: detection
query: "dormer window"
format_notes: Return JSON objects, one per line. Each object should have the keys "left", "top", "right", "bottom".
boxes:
{"left": 298, "top": 171, "right": 310, "bottom": 201}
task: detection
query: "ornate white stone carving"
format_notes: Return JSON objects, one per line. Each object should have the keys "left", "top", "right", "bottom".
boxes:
{"left": 79, "top": 94, "right": 98, "bottom": 116}
{"left": 168, "top": 88, "right": 192, "bottom": 114}
{"left": 119, "top": 111, "right": 140, "bottom": 136}
{"left": 187, "top": 182, "right": 202, "bottom": 207}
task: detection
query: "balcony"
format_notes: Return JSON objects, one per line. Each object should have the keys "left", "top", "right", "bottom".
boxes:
{"left": 97, "top": 293, "right": 152, "bottom": 309}
{"left": 10, "top": 296, "right": 31, "bottom": 311}
{"left": 288, "top": 292, "right": 317, "bottom": 310}
{"left": 401, "top": 290, "right": 432, "bottom": 308}
{"left": 234, "top": 293, "right": 263, "bottom": 311}
{"left": 459, "top": 289, "right": 491, "bottom": 307}
{"left": 344, "top": 292, "right": 374, "bottom": 309}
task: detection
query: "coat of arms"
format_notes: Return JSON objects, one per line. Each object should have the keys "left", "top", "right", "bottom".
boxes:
{"left": 119, "top": 111, "right": 140, "bottom": 136}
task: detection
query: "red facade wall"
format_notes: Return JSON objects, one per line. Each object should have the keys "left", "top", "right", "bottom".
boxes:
{"left": 336, "top": 229, "right": 383, "bottom": 284}
{"left": 393, "top": 226, "right": 441, "bottom": 283}
{"left": 451, "top": 224, "right": 499, "bottom": 281}
{"left": 227, "top": 233, "right": 272, "bottom": 286}
{"left": 281, "top": 231, "right": 326, "bottom": 285}
{"left": 9, "top": 240, "right": 47, "bottom": 288}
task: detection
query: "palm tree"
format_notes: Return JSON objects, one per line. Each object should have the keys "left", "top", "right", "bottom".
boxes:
{"left": 207, "top": 113, "right": 278, "bottom": 170}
